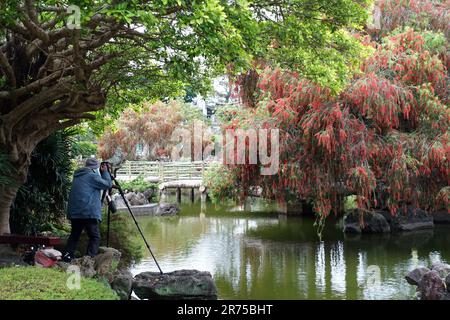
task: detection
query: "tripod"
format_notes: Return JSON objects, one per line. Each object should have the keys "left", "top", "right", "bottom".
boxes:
{"left": 102, "top": 165, "right": 163, "bottom": 274}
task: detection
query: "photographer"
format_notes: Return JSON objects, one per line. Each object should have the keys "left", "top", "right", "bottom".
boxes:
{"left": 63, "top": 158, "right": 112, "bottom": 262}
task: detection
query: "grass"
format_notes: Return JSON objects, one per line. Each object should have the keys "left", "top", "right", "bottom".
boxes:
{"left": 0, "top": 266, "right": 119, "bottom": 300}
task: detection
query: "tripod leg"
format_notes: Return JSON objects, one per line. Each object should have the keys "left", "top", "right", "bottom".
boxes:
{"left": 115, "top": 181, "right": 163, "bottom": 274}
{"left": 106, "top": 206, "right": 111, "bottom": 247}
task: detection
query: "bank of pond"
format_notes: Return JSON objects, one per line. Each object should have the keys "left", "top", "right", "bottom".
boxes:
{"left": 129, "top": 200, "right": 450, "bottom": 300}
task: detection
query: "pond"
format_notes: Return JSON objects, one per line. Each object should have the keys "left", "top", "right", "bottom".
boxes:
{"left": 130, "top": 198, "right": 450, "bottom": 300}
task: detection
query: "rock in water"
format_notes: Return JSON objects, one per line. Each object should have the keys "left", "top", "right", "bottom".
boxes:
{"left": 418, "top": 270, "right": 446, "bottom": 300}
{"left": 133, "top": 270, "right": 218, "bottom": 300}
{"left": 156, "top": 203, "right": 180, "bottom": 216}
{"left": 380, "top": 207, "right": 433, "bottom": 231}
{"left": 432, "top": 210, "right": 450, "bottom": 224}
{"left": 446, "top": 274, "right": 450, "bottom": 293}
{"left": 405, "top": 267, "right": 430, "bottom": 285}
{"left": 430, "top": 262, "right": 450, "bottom": 279}
{"left": 343, "top": 209, "right": 390, "bottom": 234}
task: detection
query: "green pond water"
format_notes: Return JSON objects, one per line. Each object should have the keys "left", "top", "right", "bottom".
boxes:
{"left": 130, "top": 197, "right": 450, "bottom": 300}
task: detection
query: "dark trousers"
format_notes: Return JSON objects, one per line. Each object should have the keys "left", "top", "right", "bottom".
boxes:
{"left": 65, "top": 219, "right": 100, "bottom": 257}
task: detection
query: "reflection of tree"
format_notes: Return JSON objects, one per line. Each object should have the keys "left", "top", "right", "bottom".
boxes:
{"left": 215, "top": 225, "right": 450, "bottom": 299}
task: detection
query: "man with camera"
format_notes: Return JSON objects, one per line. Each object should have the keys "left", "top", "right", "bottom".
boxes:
{"left": 63, "top": 158, "right": 112, "bottom": 262}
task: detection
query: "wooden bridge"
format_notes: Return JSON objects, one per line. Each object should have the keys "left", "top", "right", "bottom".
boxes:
{"left": 116, "top": 161, "right": 210, "bottom": 182}
{"left": 116, "top": 161, "right": 212, "bottom": 201}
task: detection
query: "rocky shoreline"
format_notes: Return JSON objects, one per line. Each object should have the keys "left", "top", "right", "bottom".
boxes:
{"left": 54, "top": 247, "right": 217, "bottom": 300}
{"left": 343, "top": 207, "right": 448, "bottom": 234}
{"left": 405, "top": 262, "right": 450, "bottom": 300}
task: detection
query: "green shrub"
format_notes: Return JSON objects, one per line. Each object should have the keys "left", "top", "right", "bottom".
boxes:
{"left": 118, "top": 175, "right": 157, "bottom": 194}
{"left": 344, "top": 195, "right": 358, "bottom": 211}
{"left": 0, "top": 267, "right": 118, "bottom": 300}
{"left": 100, "top": 210, "right": 143, "bottom": 267}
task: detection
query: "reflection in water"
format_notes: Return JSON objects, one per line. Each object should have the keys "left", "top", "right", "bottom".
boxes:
{"left": 130, "top": 202, "right": 450, "bottom": 300}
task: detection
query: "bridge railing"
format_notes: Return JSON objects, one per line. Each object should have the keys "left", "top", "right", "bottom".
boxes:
{"left": 115, "top": 161, "right": 211, "bottom": 182}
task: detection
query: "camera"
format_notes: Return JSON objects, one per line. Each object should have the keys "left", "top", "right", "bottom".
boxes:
{"left": 100, "top": 161, "right": 112, "bottom": 174}
{"left": 100, "top": 161, "right": 117, "bottom": 213}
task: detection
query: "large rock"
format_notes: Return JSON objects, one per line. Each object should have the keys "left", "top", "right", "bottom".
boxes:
{"left": 418, "top": 270, "right": 446, "bottom": 300}
{"left": 133, "top": 270, "right": 218, "bottom": 300}
{"left": 94, "top": 247, "right": 121, "bottom": 279}
{"left": 405, "top": 267, "right": 430, "bottom": 285}
{"left": 343, "top": 209, "right": 390, "bottom": 234}
{"left": 432, "top": 210, "right": 450, "bottom": 224}
{"left": 156, "top": 203, "right": 180, "bottom": 216}
{"left": 430, "top": 262, "right": 450, "bottom": 279}
{"left": 111, "top": 270, "right": 133, "bottom": 300}
{"left": 55, "top": 247, "right": 122, "bottom": 280}
{"left": 380, "top": 207, "right": 433, "bottom": 231}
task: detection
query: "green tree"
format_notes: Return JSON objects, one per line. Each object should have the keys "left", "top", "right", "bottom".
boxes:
{"left": 0, "top": 0, "right": 369, "bottom": 234}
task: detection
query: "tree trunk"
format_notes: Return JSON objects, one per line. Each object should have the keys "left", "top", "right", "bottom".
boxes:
{"left": 0, "top": 130, "right": 35, "bottom": 234}
{"left": 0, "top": 185, "right": 19, "bottom": 234}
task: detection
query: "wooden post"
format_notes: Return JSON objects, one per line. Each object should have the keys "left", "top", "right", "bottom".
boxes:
{"left": 176, "top": 187, "right": 181, "bottom": 203}
{"left": 127, "top": 161, "right": 131, "bottom": 180}
{"left": 201, "top": 161, "right": 205, "bottom": 179}
{"left": 190, "top": 188, "right": 195, "bottom": 203}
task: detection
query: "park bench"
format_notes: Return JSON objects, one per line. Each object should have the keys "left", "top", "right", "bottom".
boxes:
{"left": 0, "top": 234, "right": 61, "bottom": 246}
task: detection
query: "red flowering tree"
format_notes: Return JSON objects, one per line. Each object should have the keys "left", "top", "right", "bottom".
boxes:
{"left": 220, "top": 27, "right": 449, "bottom": 224}
{"left": 98, "top": 100, "right": 211, "bottom": 161}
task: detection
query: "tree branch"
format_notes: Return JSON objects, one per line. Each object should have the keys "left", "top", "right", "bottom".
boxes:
{"left": 2, "top": 84, "right": 70, "bottom": 128}
{"left": 25, "top": 0, "right": 39, "bottom": 24}
{"left": 0, "top": 51, "right": 16, "bottom": 88}
{"left": 18, "top": 5, "right": 50, "bottom": 44}
{"left": 0, "top": 70, "right": 71, "bottom": 100}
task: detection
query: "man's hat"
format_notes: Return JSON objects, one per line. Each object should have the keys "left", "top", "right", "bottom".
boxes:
{"left": 85, "top": 158, "right": 100, "bottom": 169}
